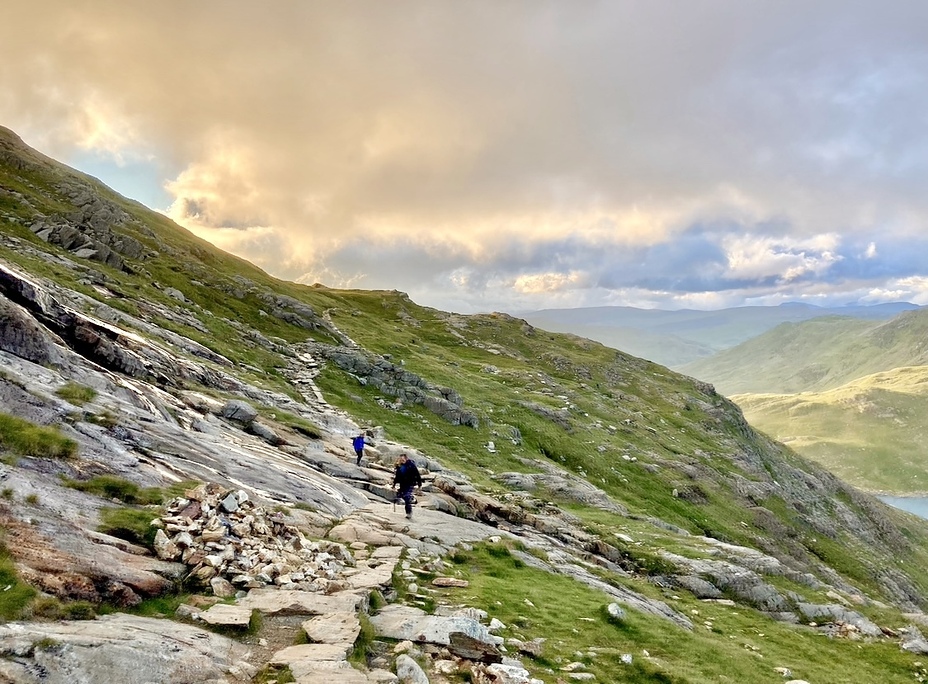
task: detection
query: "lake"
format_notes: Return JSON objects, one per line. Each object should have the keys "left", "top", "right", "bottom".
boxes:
{"left": 879, "top": 495, "right": 928, "bottom": 520}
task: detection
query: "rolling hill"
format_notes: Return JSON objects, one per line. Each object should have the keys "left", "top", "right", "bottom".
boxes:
{"left": 680, "top": 311, "right": 928, "bottom": 494}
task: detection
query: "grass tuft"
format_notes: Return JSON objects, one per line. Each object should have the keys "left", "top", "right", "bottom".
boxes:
{"left": 63, "top": 475, "right": 163, "bottom": 505}
{"left": 97, "top": 506, "right": 160, "bottom": 548}
{"left": 55, "top": 382, "right": 97, "bottom": 406}
{"left": 0, "top": 412, "right": 78, "bottom": 459}
{"left": 0, "top": 534, "right": 37, "bottom": 620}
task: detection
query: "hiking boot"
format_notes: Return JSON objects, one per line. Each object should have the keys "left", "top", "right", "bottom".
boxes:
{"left": 405, "top": 513, "right": 413, "bottom": 520}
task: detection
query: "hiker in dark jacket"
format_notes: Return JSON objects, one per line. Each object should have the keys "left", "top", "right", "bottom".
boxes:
{"left": 393, "top": 453, "right": 422, "bottom": 519}
{"left": 352, "top": 433, "right": 367, "bottom": 465}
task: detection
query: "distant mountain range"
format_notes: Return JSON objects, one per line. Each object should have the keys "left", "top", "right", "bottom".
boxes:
{"left": 522, "top": 302, "right": 920, "bottom": 368}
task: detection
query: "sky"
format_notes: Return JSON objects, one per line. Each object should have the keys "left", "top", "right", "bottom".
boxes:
{"left": 2, "top": 1, "right": 928, "bottom": 314}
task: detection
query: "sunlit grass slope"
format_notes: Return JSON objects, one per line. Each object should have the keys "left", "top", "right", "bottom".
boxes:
{"left": 734, "top": 365, "right": 928, "bottom": 494}
{"left": 683, "top": 312, "right": 928, "bottom": 396}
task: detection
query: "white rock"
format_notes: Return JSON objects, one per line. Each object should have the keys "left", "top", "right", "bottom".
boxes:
{"left": 489, "top": 617, "right": 507, "bottom": 632}
{"left": 395, "top": 653, "right": 430, "bottom": 684}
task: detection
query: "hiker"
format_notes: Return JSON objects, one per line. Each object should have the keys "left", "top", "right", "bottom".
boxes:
{"left": 352, "top": 432, "right": 367, "bottom": 465}
{"left": 393, "top": 453, "right": 422, "bottom": 519}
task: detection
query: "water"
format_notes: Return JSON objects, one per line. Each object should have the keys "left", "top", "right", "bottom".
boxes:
{"left": 879, "top": 495, "right": 928, "bottom": 521}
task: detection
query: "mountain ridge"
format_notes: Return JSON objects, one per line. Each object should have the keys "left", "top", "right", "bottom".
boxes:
{"left": 523, "top": 302, "right": 921, "bottom": 368}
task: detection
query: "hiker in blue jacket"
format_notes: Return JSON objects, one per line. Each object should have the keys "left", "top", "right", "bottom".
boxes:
{"left": 393, "top": 453, "right": 422, "bottom": 519}
{"left": 352, "top": 432, "right": 367, "bottom": 465}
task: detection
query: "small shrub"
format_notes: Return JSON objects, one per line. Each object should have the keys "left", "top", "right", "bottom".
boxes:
{"left": 55, "top": 382, "right": 97, "bottom": 406}
{"left": 449, "top": 550, "right": 469, "bottom": 565}
{"left": 24, "top": 493, "right": 39, "bottom": 506}
{"left": 1, "top": 488, "right": 13, "bottom": 500}
{"left": 30, "top": 596, "right": 64, "bottom": 620}
{"left": 368, "top": 589, "right": 386, "bottom": 611}
{"left": 62, "top": 601, "right": 96, "bottom": 620}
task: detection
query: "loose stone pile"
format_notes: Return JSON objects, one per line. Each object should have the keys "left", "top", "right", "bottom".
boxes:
{"left": 152, "top": 483, "right": 354, "bottom": 595}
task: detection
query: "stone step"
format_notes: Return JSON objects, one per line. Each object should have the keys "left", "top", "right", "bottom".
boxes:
{"left": 302, "top": 612, "right": 361, "bottom": 646}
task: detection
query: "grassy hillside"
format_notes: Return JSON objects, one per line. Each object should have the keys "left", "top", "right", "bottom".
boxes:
{"left": 734, "top": 365, "right": 928, "bottom": 494}
{"left": 682, "top": 311, "right": 928, "bottom": 396}
{"left": 7, "top": 125, "right": 928, "bottom": 682}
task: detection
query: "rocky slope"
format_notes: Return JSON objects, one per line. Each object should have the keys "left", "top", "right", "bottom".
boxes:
{"left": 2, "top": 125, "right": 928, "bottom": 682}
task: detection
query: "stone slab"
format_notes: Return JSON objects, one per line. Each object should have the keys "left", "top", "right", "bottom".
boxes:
{"left": 198, "top": 603, "right": 253, "bottom": 627}
{"left": 346, "top": 559, "right": 399, "bottom": 590}
{"left": 0, "top": 613, "right": 249, "bottom": 683}
{"left": 237, "top": 587, "right": 364, "bottom": 615}
{"left": 369, "top": 604, "right": 497, "bottom": 647}
{"left": 271, "top": 644, "right": 364, "bottom": 681}
{"left": 371, "top": 545, "right": 404, "bottom": 559}
{"left": 303, "top": 612, "right": 361, "bottom": 645}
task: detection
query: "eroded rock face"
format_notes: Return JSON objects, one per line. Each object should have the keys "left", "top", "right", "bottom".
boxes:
{"left": 305, "top": 342, "right": 479, "bottom": 428}
{"left": 0, "top": 509, "right": 180, "bottom": 606}
{"left": 0, "top": 295, "right": 63, "bottom": 365}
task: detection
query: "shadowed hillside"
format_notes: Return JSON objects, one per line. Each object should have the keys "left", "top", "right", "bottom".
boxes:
{"left": 5, "top": 125, "right": 928, "bottom": 682}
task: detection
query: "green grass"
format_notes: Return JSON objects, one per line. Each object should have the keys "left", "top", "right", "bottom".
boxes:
{"left": 349, "top": 613, "right": 377, "bottom": 666}
{"left": 252, "top": 664, "right": 296, "bottom": 684}
{"left": 0, "top": 535, "right": 37, "bottom": 620}
{"left": 115, "top": 593, "right": 191, "bottom": 619}
{"left": 256, "top": 407, "right": 323, "bottom": 439}
{"left": 62, "top": 475, "right": 164, "bottom": 505}
{"left": 735, "top": 366, "right": 928, "bottom": 493}
{"left": 439, "top": 541, "right": 925, "bottom": 684}
{"left": 0, "top": 412, "right": 78, "bottom": 460}
{"left": 97, "top": 506, "right": 160, "bottom": 548}
{"left": 55, "top": 381, "right": 97, "bottom": 406}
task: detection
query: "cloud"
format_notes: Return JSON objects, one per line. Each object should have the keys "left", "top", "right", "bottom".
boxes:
{"left": 2, "top": 1, "right": 928, "bottom": 312}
